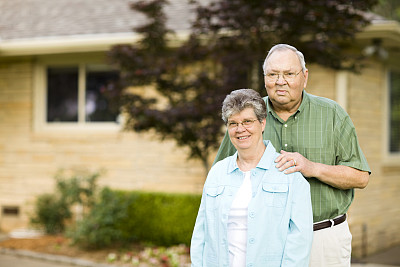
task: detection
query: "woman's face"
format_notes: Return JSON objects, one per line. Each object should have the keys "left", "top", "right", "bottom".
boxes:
{"left": 227, "top": 107, "right": 266, "bottom": 152}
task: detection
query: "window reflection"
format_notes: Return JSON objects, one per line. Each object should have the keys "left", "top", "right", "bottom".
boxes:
{"left": 47, "top": 67, "right": 78, "bottom": 122}
{"left": 46, "top": 65, "right": 119, "bottom": 124}
{"left": 85, "top": 68, "right": 119, "bottom": 122}
{"left": 390, "top": 71, "right": 400, "bottom": 153}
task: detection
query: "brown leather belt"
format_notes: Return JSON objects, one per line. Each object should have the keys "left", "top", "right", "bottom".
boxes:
{"left": 313, "top": 214, "right": 346, "bottom": 231}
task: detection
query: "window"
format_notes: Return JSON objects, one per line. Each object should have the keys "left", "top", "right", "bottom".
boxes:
{"left": 389, "top": 70, "right": 400, "bottom": 153}
{"left": 47, "top": 67, "right": 79, "bottom": 122}
{"left": 46, "top": 64, "right": 120, "bottom": 124}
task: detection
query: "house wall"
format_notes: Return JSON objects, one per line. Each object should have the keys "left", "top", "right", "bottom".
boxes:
{"left": 0, "top": 59, "right": 206, "bottom": 231}
{"left": 1, "top": 58, "right": 399, "bottom": 257}
{"left": 346, "top": 62, "right": 400, "bottom": 257}
{"left": 306, "top": 63, "right": 400, "bottom": 257}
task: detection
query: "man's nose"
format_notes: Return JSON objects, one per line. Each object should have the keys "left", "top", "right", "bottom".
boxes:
{"left": 276, "top": 74, "right": 287, "bottom": 84}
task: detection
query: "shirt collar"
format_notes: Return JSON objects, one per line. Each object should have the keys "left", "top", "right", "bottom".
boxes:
{"left": 227, "top": 140, "right": 277, "bottom": 173}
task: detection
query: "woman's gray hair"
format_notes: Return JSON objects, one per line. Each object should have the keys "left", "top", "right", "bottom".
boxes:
{"left": 222, "top": 89, "right": 267, "bottom": 123}
{"left": 262, "top": 44, "right": 307, "bottom": 75}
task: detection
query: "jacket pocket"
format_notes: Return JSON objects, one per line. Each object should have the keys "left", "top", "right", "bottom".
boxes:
{"left": 262, "top": 183, "right": 288, "bottom": 207}
{"left": 205, "top": 185, "right": 225, "bottom": 212}
{"left": 206, "top": 186, "right": 225, "bottom": 197}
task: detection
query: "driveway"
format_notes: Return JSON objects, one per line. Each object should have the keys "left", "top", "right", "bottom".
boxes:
{"left": 0, "top": 253, "right": 83, "bottom": 267}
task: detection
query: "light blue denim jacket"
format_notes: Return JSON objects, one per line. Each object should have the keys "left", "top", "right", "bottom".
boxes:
{"left": 190, "top": 141, "right": 313, "bottom": 267}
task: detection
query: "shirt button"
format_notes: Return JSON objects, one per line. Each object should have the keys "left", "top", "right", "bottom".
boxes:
{"left": 284, "top": 144, "right": 288, "bottom": 147}
{"left": 247, "top": 263, "right": 253, "bottom": 267}
{"left": 249, "top": 212, "right": 255, "bottom": 218}
{"left": 284, "top": 124, "right": 288, "bottom": 127}
{"left": 249, "top": 238, "right": 255, "bottom": 244}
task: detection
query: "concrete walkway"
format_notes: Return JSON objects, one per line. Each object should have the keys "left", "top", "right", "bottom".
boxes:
{"left": 0, "top": 247, "right": 116, "bottom": 267}
{"left": 0, "top": 232, "right": 399, "bottom": 267}
{"left": 0, "top": 246, "right": 399, "bottom": 267}
{"left": 351, "top": 244, "right": 400, "bottom": 267}
{"left": 0, "top": 253, "right": 83, "bottom": 267}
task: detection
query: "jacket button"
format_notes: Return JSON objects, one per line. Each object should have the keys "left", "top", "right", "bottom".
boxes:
{"left": 249, "top": 238, "right": 255, "bottom": 244}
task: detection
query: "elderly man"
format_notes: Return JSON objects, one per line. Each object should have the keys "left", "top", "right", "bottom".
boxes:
{"left": 213, "top": 44, "right": 370, "bottom": 267}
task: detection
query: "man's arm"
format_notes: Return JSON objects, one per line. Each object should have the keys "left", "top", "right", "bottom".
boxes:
{"left": 275, "top": 150, "right": 369, "bottom": 190}
{"left": 277, "top": 107, "right": 370, "bottom": 190}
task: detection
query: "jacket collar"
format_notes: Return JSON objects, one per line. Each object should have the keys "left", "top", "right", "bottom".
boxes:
{"left": 227, "top": 140, "right": 277, "bottom": 173}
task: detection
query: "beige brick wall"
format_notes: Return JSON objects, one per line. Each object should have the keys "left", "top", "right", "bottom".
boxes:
{"left": 307, "top": 63, "right": 400, "bottom": 257}
{"left": 1, "top": 59, "right": 399, "bottom": 257}
{"left": 0, "top": 60, "right": 206, "bottom": 231}
{"left": 347, "top": 63, "right": 400, "bottom": 257}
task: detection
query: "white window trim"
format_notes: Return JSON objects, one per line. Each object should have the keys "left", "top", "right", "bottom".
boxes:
{"left": 33, "top": 61, "right": 123, "bottom": 134}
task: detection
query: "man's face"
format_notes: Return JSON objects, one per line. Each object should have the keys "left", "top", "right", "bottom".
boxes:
{"left": 264, "top": 50, "right": 308, "bottom": 111}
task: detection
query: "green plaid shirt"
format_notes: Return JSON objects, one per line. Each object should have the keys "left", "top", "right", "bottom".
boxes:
{"left": 213, "top": 90, "right": 370, "bottom": 222}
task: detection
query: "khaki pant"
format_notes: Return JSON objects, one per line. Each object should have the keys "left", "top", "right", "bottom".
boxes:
{"left": 309, "top": 219, "right": 352, "bottom": 267}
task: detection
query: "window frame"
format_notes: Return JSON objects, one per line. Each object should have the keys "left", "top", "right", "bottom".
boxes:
{"left": 33, "top": 55, "right": 122, "bottom": 133}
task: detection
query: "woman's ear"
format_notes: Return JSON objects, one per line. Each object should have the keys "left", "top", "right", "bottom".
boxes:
{"left": 261, "top": 118, "right": 266, "bottom": 133}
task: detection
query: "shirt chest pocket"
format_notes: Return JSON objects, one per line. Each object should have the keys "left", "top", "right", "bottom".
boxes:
{"left": 205, "top": 186, "right": 226, "bottom": 211}
{"left": 262, "top": 183, "right": 288, "bottom": 208}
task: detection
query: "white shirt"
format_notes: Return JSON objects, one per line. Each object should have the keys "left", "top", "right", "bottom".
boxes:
{"left": 228, "top": 171, "right": 252, "bottom": 267}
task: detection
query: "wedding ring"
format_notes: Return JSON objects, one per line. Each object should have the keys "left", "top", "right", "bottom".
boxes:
{"left": 293, "top": 159, "right": 296, "bottom": 166}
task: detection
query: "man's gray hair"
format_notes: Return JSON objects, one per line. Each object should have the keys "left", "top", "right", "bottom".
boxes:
{"left": 262, "top": 44, "right": 307, "bottom": 75}
{"left": 221, "top": 89, "right": 267, "bottom": 123}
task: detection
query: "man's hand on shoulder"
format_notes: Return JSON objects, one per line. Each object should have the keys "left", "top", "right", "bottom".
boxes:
{"left": 276, "top": 150, "right": 369, "bottom": 189}
{"left": 275, "top": 150, "right": 316, "bottom": 177}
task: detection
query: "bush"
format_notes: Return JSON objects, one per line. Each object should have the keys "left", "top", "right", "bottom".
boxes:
{"left": 67, "top": 187, "right": 130, "bottom": 249}
{"left": 123, "top": 191, "right": 201, "bottom": 246}
{"left": 69, "top": 188, "right": 201, "bottom": 249}
{"left": 30, "top": 194, "right": 71, "bottom": 234}
{"left": 30, "top": 169, "right": 101, "bottom": 234}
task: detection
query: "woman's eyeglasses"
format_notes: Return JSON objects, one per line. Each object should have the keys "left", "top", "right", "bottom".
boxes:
{"left": 227, "top": 119, "right": 258, "bottom": 129}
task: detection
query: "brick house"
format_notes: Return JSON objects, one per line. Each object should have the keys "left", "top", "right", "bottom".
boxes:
{"left": 0, "top": 0, "right": 399, "bottom": 257}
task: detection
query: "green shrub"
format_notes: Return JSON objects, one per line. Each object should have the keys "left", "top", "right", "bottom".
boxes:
{"left": 55, "top": 169, "right": 100, "bottom": 209}
{"left": 30, "top": 193, "right": 71, "bottom": 234}
{"left": 67, "top": 187, "right": 131, "bottom": 249}
{"left": 70, "top": 188, "right": 201, "bottom": 249}
{"left": 30, "top": 169, "right": 101, "bottom": 234}
{"left": 123, "top": 192, "right": 201, "bottom": 246}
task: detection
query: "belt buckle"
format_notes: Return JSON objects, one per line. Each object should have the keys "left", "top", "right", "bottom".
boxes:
{"left": 329, "top": 219, "right": 335, "bottom": 227}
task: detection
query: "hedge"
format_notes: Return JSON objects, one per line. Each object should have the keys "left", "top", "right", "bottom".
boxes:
{"left": 68, "top": 187, "right": 201, "bottom": 249}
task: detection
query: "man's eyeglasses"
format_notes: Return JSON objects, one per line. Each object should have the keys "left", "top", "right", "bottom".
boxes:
{"left": 265, "top": 70, "right": 303, "bottom": 83}
{"left": 227, "top": 119, "right": 258, "bottom": 129}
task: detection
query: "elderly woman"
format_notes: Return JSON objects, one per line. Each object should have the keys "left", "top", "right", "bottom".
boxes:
{"left": 190, "top": 89, "right": 313, "bottom": 267}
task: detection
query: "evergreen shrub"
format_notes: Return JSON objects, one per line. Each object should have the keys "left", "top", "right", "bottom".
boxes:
{"left": 69, "top": 188, "right": 201, "bottom": 249}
